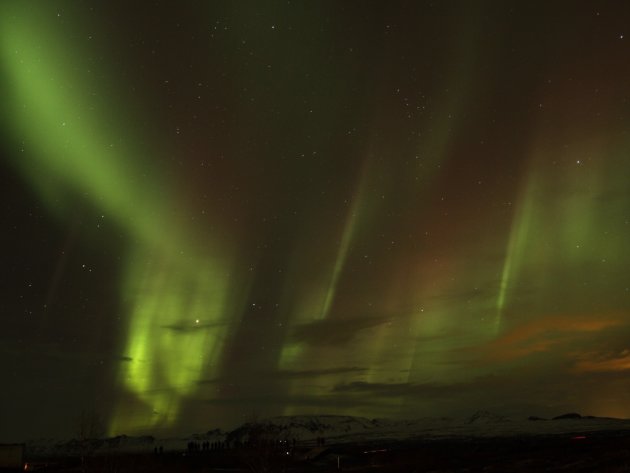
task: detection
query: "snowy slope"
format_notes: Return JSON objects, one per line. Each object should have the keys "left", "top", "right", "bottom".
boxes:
{"left": 25, "top": 412, "right": 630, "bottom": 457}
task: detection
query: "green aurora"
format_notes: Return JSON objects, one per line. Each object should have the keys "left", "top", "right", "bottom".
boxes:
{"left": 1, "top": 2, "right": 629, "bottom": 440}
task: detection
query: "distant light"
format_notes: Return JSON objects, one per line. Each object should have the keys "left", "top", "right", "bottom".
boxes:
{"left": 195, "top": 319, "right": 200, "bottom": 324}
{"left": 571, "top": 435, "right": 587, "bottom": 440}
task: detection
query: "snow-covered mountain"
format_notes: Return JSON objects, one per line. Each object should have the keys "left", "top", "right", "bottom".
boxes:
{"left": 25, "top": 412, "right": 630, "bottom": 457}
{"left": 227, "top": 415, "right": 384, "bottom": 444}
{"left": 467, "top": 410, "right": 511, "bottom": 424}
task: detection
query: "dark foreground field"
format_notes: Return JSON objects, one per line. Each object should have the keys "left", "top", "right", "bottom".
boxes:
{"left": 25, "top": 431, "right": 630, "bottom": 473}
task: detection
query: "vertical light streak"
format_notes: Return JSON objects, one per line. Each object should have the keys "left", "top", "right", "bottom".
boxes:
{"left": 0, "top": 8, "right": 233, "bottom": 434}
{"left": 317, "top": 162, "right": 370, "bottom": 321}
{"left": 495, "top": 176, "right": 536, "bottom": 333}
{"left": 403, "top": 10, "right": 484, "bottom": 392}
{"left": 115, "top": 249, "right": 231, "bottom": 433}
{"left": 277, "top": 160, "right": 370, "bottom": 392}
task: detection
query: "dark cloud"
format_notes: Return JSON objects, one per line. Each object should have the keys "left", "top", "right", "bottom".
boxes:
{"left": 161, "top": 321, "right": 226, "bottom": 333}
{"left": 573, "top": 349, "right": 630, "bottom": 373}
{"left": 463, "top": 313, "right": 625, "bottom": 364}
{"left": 331, "top": 374, "right": 525, "bottom": 400}
{"left": 429, "top": 284, "right": 498, "bottom": 303}
{"left": 201, "top": 393, "right": 386, "bottom": 409}
{"left": 274, "top": 366, "right": 367, "bottom": 379}
{"left": 1, "top": 340, "right": 130, "bottom": 366}
{"left": 197, "top": 366, "right": 366, "bottom": 385}
{"left": 333, "top": 380, "right": 455, "bottom": 398}
{"left": 328, "top": 372, "right": 630, "bottom": 419}
{"left": 291, "top": 316, "right": 390, "bottom": 346}
{"left": 197, "top": 378, "right": 220, "bottom": 385}
{"left": 594, "top": 187, "right": 630, "bottom": 203}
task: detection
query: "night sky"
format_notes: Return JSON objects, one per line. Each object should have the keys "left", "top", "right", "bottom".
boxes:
{"left": 1, "top": 1, "right": 630, "bottom": 441}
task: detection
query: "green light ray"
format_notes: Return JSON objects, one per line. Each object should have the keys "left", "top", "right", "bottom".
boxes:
{"left": 411, "top": 5, "right": 481, "bottom": 180}
{"left": 403, "top": 10, "right": 485, "bottom": 388}
{"left": 1, "top": 7, "right": 233, "bottom": 434}
{"left": 0, "top": 12, "right": 167, "bottom": 246}
{"left": 317, "top": 162, "right": 370, "bottom": 321}
{"left": 116, "top": 249, "right": 231, "bottom": 432}
{"left": 494, "top": 134, "right": 627, "bottom": 327}
{"left": 495, "top": 174, "right": 537, "bottom": 333}
{"left": 276, "top": 160, "right": 370, "bottom": 380}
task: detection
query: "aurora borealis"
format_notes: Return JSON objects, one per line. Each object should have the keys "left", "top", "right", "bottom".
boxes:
{"left": 1, "top": 1, "right": 629, "bottom": 441}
